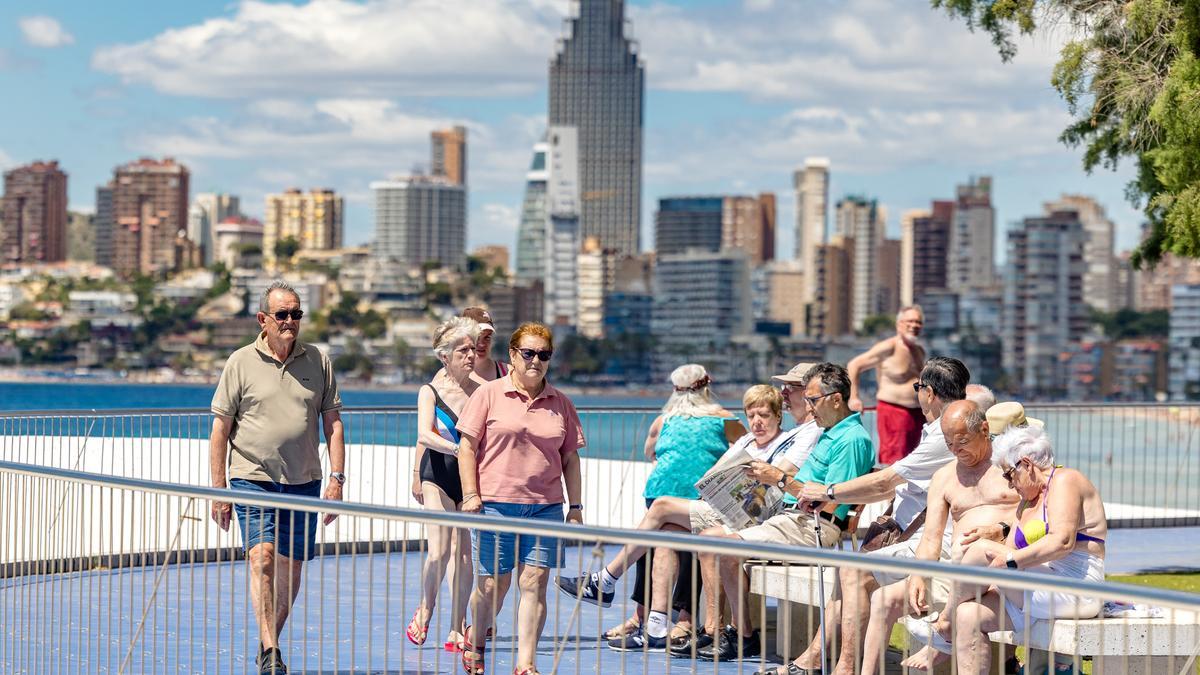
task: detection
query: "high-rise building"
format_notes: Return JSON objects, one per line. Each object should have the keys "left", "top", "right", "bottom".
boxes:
{"left": 794, "top": 158, "right": 829, "bottom": 299}
{"left": 899, "top": 209, "right": 927, "bottom": 306}
{"left": 876, "top": 238, "right": 902, "bottom": 317}
{"left": 576, "top": 237, "right": 612, "bottom": 338}
{"left": 189, "top": 193, "right": 241, "bottom": 266}
{"left": 543, "top": 127, "right": 581, "bottom": 329}
{"left": 1134, "top": 252, "right": 1200, "bottom": 311}
{"left": 548, "top": 0, "right": 644, "bottom": 255}
{"left": 107, "top": 157, "right": 192, "bottom": 277}
{"left": 371, "top": 176, "right": 465, "bottom": 269}
{"left": 430, "top": 125, "right": 467, "bottom": 186}
{"left": 813, "top": 236, "right": 854, "bottom": 337}
{"left": 1002, "top": 208, "right": 1087, "bottom": 398}
{"left": 651, "top": 249, "right": 752, "bottom": 347}
{"left": 1169, "top": 284, "right": 1200, "bottom": 399}
{"left": 655, "top": 197, "right": 723, "bottom": 256}
{"left": 263, "top": 189, "right": 343, "bottom": 266}
{"left": 94, "top": 185, "right": 114, "bottom": 268}
{"left": 912, "top": 200, "right": 953, "bottom": 304}
{"left": 515, "top": 138, "right": 549, "bottom": 282}
{"left": 2, "top": 160, "right": 68, "bottom": 263}
{"left": 760, "top": 259, "right": 806, "bottom": 336}
{"left": 723, "top": 193, "right": 775, "bottom": 264}
{"left": 837, "top": 196, "right": 884, "bottom": 331}
{"left": 947, "top": 176, "right": 994, "bottom": 291}
{"left": 1045, "top": 194, "right": 1116, "bottom": 312}
{"left": 66, "top": 211, "right": 94, "bottom": 263}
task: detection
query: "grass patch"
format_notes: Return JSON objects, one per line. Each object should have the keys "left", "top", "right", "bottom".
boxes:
{"left": 1107, "top": 572, "right": 1200, "bottom": 594}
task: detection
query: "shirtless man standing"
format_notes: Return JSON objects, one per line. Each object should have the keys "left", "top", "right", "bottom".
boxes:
{"left": 858, "top": 400, "right": 1019, "bottom": 673}
{"left": 848, "top": 305, "right": 926, "bottom": 464}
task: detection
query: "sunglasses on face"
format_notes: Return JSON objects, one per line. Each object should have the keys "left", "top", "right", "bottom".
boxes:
{"left": 913, "top": 382, "right": 930, "bottom": 393}
{"left": 804, "top": 391, "right": 837, "bottom": 408}
{"left": 515, "top": 348, "right": 553, "bottom": 362}
{"left": 1001, "top": 461, "right": 1023, "bottom": 483}
{"left": 269, "top": 309, "right": 304, "bottom": 321}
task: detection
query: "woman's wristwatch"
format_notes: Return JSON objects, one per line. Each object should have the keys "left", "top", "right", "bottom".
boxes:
{"left": 1005, "top": 552, "right": 1018, "bottom": 569}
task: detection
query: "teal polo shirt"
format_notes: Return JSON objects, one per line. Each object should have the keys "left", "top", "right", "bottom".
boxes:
{"left": 794, "top": 412, "right": 875, "bottom": 520}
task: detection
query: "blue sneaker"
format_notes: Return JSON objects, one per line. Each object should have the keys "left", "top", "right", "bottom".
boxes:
{"left": 607, "top": 628, "right": 667, "bottom": 652}
{"left": 556, "top": 574, "right": 614, "bottom": 608}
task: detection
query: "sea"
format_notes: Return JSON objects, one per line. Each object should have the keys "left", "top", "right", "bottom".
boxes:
{"left": 1, "top": 381, "right": 1198, "bottom": 574}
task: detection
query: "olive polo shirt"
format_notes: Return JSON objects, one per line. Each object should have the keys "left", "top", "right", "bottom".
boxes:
{"left": 211, "top": 332, "right": 342, "bottom": 485}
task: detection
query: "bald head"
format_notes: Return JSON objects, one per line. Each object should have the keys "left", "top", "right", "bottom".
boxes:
{"left": 941, "top": 399, "right": 991, "bottom": 466}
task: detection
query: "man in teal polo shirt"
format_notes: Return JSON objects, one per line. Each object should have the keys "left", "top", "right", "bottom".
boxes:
{"left": 694, "top": 363, "right": 875, "bottom": 662}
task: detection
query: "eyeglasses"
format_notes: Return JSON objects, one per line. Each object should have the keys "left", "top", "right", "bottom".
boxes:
{"left": 1001, "top": 461, "right": 1023, "bottom": 483}
{"left": 912, "top": 382, "right": 930, "bottom": 393}
{"left": 804, "top": 391, "right": 837, "bottom": 408}
{"left": 270, "top": 309, "right": 304, "bottom": 321}
{"left": 515, "top": 348, "right": 553, "bottom": 362}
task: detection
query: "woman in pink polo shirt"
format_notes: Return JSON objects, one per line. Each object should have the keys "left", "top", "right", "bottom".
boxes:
{"left": 456, "top": 322, "right": 585, "bottom": 675}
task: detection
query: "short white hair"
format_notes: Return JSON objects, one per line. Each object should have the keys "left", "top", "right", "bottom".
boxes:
{"left": 897, "top": 304, "right": 924, "bottom": 322}
{"left": 965, "top": 384, "right": 996, "bottom": 412}
{"left": 992, "top": 425, "right": 1055, "bottom": 470}
{"left": 432, "top": 316, "right": 480, "bottom": 359}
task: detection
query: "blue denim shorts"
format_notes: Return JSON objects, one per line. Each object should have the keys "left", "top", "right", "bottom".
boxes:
{"left": 231, "top": 478, "right": 322, "bottom": 561}
{"left": 472, "top": 502, "right": 564, "bottom": 576}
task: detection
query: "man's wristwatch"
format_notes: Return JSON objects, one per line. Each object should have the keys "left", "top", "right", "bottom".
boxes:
{"left": 826, "top": 484, "right": 837, "bottom": 501}
{"left": 1000, "top": 521, "right": 1012, "bottom": 539}
{"left": 330, "top": 472, "right": 346, "bottom": 485}
{"left": 1005, "top": 552, "right": 1018, "bottom": 569}
{"left": 775, "top": 474, "right": 789, "bottom": 490}
{"left": 569, "top": 504, "right": 583, "bottom": 511}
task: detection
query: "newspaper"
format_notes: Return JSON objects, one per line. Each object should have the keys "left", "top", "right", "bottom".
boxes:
{"left": 695, "top": 449, "right": 785, "bottom": 530}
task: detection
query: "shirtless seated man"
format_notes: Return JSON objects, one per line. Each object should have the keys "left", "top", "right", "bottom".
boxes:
{"left": 848, "top": 305, "right": 925, "bottom": 465}
{"left": 858, "top": 399, "right": 1020, "bottom": 673}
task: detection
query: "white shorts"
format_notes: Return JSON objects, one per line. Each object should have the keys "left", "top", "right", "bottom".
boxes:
{"left": 1004, "top": 550, "right": 1104, "bottom": 633}
{"left": 870, "top": 526, "right": 954, "bottom": 607}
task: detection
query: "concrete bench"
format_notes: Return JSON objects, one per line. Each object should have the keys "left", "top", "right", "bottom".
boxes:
{"left": 749, "top": 564, "right": 1200, "bottom": 674}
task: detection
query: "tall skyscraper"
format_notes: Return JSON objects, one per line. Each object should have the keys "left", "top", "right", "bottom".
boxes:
{"left": 371, "top": 176, "right": 465, "bottom": 269}
{"left": 947, "top": 176, "right": 995, "bottom": 291}
{"left": 189, "top": 193, "right": 240, "bottom": 266}
{"left": 1002, "top": 208, "right": 1087, "bottom": 397}
{"left": 722, "top": 193, "right": 775, "bottom": 264}
{"left": 515, "top": 138, "right": 549, "bottom": 282}
{"left": 108, "top": 157, "right": 191, "bottom": 277}
{"left": 655, "top": 196, "right": 723, "bottom": 256}
{"left": 263, "top": 189, "right": 343, "bottom": 266}
{"left": 837, "top": 196, "right": 884, "bottom": 331}
{"left": 876, "top": 238, "right": 902, "bottom": 317}
{"left": 94, "top": 185, "right": 114, "bottom": 268}
{"left": 794, "top": 157, "right": 829, "bottom": 300}
{"left": 912, "top": 200, "right": 954, "bottom": 304}
{"left": 899, "top": 209, "right": 927, "bottom": 306}
{"left": 543, "top": 127, "right": 581, "bottom": 329}
{"left": 431, "top": 125, "right": 467, "bottom": 186}
{"left": 2, "top": 160, "right": 68, "bottom": 263}
{"left": 548, "top": 0, "right": 644, "bottom": 255}
{"left": 652, "top": 249, "right": 752, "bottom": 347}
{"left": 1045, "top": 194, "right": 1116, "bottom": 312}
{"left": 812, "top": 236, "right": 853, "bottom": 337}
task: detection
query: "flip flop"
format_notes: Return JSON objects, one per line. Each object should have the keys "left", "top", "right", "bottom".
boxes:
{"left": 406, "top": 609, "right": 430, "bottom": 646}
{"left": 461, "top": 626, "right": 486, "bottom": 675}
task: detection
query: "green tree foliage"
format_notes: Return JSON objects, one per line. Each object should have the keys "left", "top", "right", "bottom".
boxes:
{"left": 857, "top": 314, "right": 895, "bottom": 338}
{"left": 1088, "top": 307, "right": 1169, "bottom": 339}
{"left": 933, "top": 0, "right": 1200, "bottom": 266}
{"left": 273, "top": 236, "right": 300, "bottom": 263}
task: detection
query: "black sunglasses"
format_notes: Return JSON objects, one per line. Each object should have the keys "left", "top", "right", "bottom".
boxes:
{"left": 269, "top": 309, "right": 304, "bottom": 321}
{"left": 515, "top": 348, "right": 553, "bottom": 362}
{"left": 1001, "top": 460, "right": 1023, "bottom": 483}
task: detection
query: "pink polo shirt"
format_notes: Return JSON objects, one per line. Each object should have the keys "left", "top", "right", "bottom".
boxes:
{"left": 456, "top": 376, "right": 586, "bottom": 504}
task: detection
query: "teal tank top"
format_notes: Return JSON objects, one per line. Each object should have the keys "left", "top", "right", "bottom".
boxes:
{"left": 644, "top": 415, "right": 732, "bottom": 500}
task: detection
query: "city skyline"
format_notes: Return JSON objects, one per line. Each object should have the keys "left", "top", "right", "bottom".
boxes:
{"left": 1, "top": 0, "right": 1144, "bottom": 260}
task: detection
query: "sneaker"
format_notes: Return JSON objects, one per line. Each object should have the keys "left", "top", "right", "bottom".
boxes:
{"left": 607, "top": 627, "right": 667, "bottom": 652}
{"left": 696, "top": 626, "right": 761, "bottom": 662}
{"left": 668, "top": 627, "right": 713, "bottom": 658}
{"left": 256, "top": 646, "right": 289, "bottom": 674}
{"left": 555, "top": 574, "right": 613, "bottom": 608}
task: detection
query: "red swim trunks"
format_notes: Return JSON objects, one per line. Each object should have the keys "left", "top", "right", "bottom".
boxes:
{"left": 875, "top": 399, "right": 924, "bottom": 464}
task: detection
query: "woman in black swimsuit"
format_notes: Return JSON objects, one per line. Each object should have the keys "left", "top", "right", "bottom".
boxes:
{"left": 407, "top": 316, "right": 481, "bottom": 650}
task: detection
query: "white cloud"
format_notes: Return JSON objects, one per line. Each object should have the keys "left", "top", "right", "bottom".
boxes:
{"left": 19, "top": 16, "right": 75, "bottom": 48}
{"left": 93, "top": 0, "right": 560, "bottom": 98}
{"left": 0, "top": 148, "right": 13, "bottom": 170}
{"left": 473, "top": 203, "right": 520, "bottom": 247}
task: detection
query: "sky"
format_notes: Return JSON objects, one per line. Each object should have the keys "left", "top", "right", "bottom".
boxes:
{"left": 0, "top": 0, "right": 1146, "bottom": 259}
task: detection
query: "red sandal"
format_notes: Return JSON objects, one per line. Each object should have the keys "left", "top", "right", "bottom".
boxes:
{"left": 406, "top": 609, "right": 430, "bottom": 646}
{"left": 513, "top": 668, "right": 541, "bottom": 675}
{"left": 461, "top": 626, "right": 486, "bottom": 675}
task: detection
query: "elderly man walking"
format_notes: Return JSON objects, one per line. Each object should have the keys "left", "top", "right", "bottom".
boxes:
{"left": 209, "top": 281, "right": 347, "bottom": 675}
